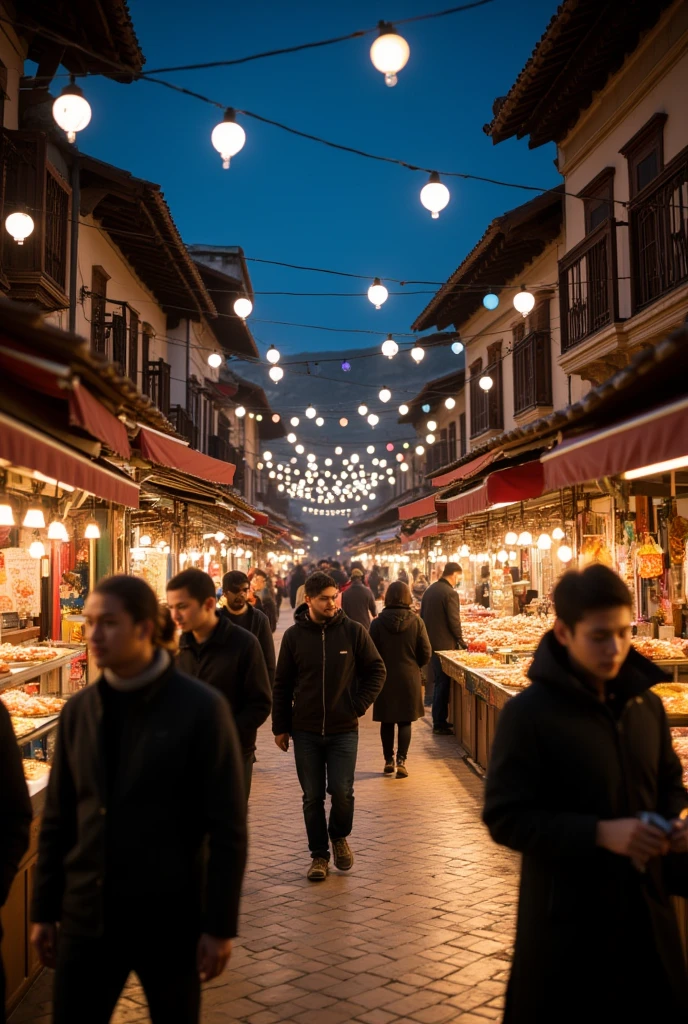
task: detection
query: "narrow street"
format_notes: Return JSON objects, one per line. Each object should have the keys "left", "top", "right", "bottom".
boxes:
{"left": 11, "top": 608, "right": 518, "bottom": 1023}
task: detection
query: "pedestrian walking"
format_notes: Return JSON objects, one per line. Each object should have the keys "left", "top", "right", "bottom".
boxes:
{"left": 367, "top": 563, "right": 382, "bottom": 599}
{"left": 420, "top": 561, "right": 466, "bottom": 734}
{"left": 1, "top": 701, "right": 32, "bottom": 1021}
{"left": 474, "top": 564, "right": 491, "bottom": 608}
{"left": 369, "top": 581, "right": 432, "bottom": 778}
{"left": 328, "top": 560, "right": 348, "bottom": 588}
{"left": 272, "top": 571, "right": 386, "bottom": 881}
{"left": 341, "top": 568, "right": 377, "bottom": 630}
{"left": 273, "top": 573, "right": 286, "bottom": 616}
{"left": 289, "top": 563, "right": 307, "bottom": 609}
{"left": 483, "top": 565, "right": 688, "bottom": 1022}
{"left": 221, "top": 570, "right": 276, "bottom": 687}
{"left": 250, "top": 568, "right": 278, "bottom": 632}
{"left": 31, "top": 575, "right": 247, "bottom": 1024}
{"left": 167, "top": 568, "right": 271, "bottom": 800}
{"left": 412, "top": 572, "right": 428, "bottom": 602}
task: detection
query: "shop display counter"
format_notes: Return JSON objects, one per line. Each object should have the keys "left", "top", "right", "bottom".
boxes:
{"left": 0, "top": 642, "right": 86, "bottom": 1013}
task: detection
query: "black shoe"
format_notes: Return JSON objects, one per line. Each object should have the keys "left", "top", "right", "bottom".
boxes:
{"left": 383, "top": 758, "right": 395, "bottom": 775}
{"left": 433, "top": 725, "right": 454, "bottom": 735}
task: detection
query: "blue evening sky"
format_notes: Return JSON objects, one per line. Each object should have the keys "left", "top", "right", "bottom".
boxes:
{"left": 73, "top": 0, "right": 558, "bottom": 358}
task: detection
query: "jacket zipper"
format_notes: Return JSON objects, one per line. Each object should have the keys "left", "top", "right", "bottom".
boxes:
{"left": 321, "top": 628, "right": 326, "bottom": 736}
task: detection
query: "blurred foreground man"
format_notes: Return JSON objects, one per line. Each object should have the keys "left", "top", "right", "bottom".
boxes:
{"left": 273, "top": 572, "right": 385, "bottom": 880}
{"left": 484, "top": 565, "right": 688, "bottom": 1022}
{"left": 31, "top": 576, "right": 247, "bottom": 1024}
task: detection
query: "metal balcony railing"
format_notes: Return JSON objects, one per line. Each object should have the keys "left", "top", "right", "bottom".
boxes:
{"left": 513, "top": 330, "right": 552, "bottom": 415}
{"left": 559, "top": 219, "right": 617, "bottom": 352}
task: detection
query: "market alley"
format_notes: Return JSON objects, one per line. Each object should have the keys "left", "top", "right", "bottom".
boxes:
{"left": 10, "top": 605, "right": 518, "bottom": 1024}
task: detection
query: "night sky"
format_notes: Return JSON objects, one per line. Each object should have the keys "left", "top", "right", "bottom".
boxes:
{"left": 68, "top": 0, "right": 559, "bottom": 360}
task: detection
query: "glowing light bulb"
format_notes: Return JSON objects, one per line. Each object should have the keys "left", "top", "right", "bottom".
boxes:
{"left": 415, "top": 445, "right": 425, "bottom": 456}
{"left": 367, "top": 413, "right": 379, "bottom": 426}
{"left": 411, "top": 345, "right": 425, "bottom": 363}
{"left": 368, "top": 277, "right": 388, "bottom": 309}
{"left": 316, "top": 417, "right": 324, "bottom": 426}
{"left": 398, "top": 404, "right": 409, "bottom": 416}
{"left": 369, "top": 22, "right": 410, "bottom": 87}
{"left": 268, "top": 365, "right": 284, "bottom": 382}
{"left": 497, "top": 549, "right": 508, "bottom": 563}
{"left": 305, "top": 405, "right": 316, "bottom": 419}
{"left": 263, "top": 451, "right": 273, "bottom": 462}
{"left": 517, "top": 531, "right": 533, "bottom": 546}
{"left": 460, "top": 544, "right": 470, "bottom": 557}
{"left": 207, "top": 351, "right": 222, "bottom": 369}
{"left": 266, "top": 345, "right": 280, "bottom": 364}
{"left": 426, "top": 433, "right": 436, "bottom": 444}
{"left": 84, "top": 520, "right": 101, "bottom": 540}
{"left": 504, "top": 531, "right": 518, "bottom": 546}
{"left": 483, "top": 292, "right": 499, "bottom": 310}
{"left": 451, "top": 341, "right": 464, "bottom": 355}
{"left": 513, "top": 285, "right": 535, "bottom": 317}
{"left": 0, "top": 504, "right": 15, "bottom": 526}
{"left": 420, "top": 172, "right": 450, "bottom": 219}
{"left": 479, "top": 375, "right": 493, "bottom": 391}
{"left": 537, "top": 533, "right": 552, "bottom": 550}
{"left": 339, "top": 417, "right": 348, "bottom": 427}
{"left": 211, "top": 108, "right": 246, "bottom": 168}
{"left": 5, "top": 211, "right": 34, "bottom": 245}
{"left": 557, "top": 544, "right": 573, "bottom": 563}
{"left": 358, "top": 405, "right": 368, "bottom": 416}
{"left": 235, "top": 405, "right": 246, "bottom": 418}
{"left": 29, "top": 540, "right": 45, "bottom": 558}
{"left": 52, "top": 78, "right": 91, "bottom": 142}
{"left": 427, "top": 420, "right": 437, "bottom": 431}
{"left": 381, "top": 334, "right": 398, "bottom": 359}
{"left": 23, "top": 506, "right": 45, "bottom": 529}
{"left": 379, "top": 387, "right": 391, "bottom": 403}
{"left": 233, "top": 296, "right": 253, "bottom": 319}
{"left": 290, "top": 416, "right": 300, "bottom": 426}
{"left": 552, "top": 527, "right": 565, "bottom": 541}
{"left": 47, "top": 520, "right": 68, "bottom": 541}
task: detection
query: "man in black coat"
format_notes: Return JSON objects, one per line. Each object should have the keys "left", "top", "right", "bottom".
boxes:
{"left": 483, "top": 565, "right": 688, "bottom": 1023}
{"left": 31, "top": 575, "right": 247, "bottom": 1024}
{"left": 0, "top": 701, "right": 32, "bottom": 1020}
{"left": 420, "top": 561, "right": 465, "bottom": 734}
{"left": 289, "top": 564, "right": 307, "bottom": 609}
{"left": 168, "top": 568, "right": 272, "bottom": 800}
{"left": 273, "top": 572, "right": 386, "bottom": 881}
{"left": 341, "top": 568, "right": 377, "bottom": 630}
{"left": 222, "top": 570, "right": 276, "bottom": 687}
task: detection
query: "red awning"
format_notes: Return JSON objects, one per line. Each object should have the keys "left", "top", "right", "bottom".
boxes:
{"left": 440, "top": 461, "right": 545, "bottom": 522}
{"left": 541, "top": 396, "right": 688, "bottom": 489}
{"left": 0, "top": 412, "right": 139, "bottom": 507}
{"left": 136, "top": 426, "right": 236, "bottom": 486}
{"left": 69, "top": 382, "right": 130, "bottom": 459}
{"left": 251, "top": 510, "right": 269, "bottom": 527}
{"left": 398, "top": 494, "right": 436, "bottom": 520}
{"left": 431, "top": 449, "right": 499, "bottom": 488}
{"left": 402, "top": 520, "right": 457, "bottom": 542}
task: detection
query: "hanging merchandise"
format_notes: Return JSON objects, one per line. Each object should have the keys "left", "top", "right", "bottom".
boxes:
{"left": 636, "top": 536, "right": 664, "bottom": 580}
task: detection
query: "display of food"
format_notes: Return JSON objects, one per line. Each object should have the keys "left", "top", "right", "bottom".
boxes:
{"left": 671, "top": 727, "right": 688, "bottom": 789}
{"left": 22, "top": 759, "right": 51, "bottom": 782}
{"left": 1, "top": 689, "right": 66, "bottom": 717}
{"left": 462, "top": 615, "right": 552, "bottom": 652}
{"left": 0, "top": 661, "right": 10, "bottom": 675}
{"left": 0, "top": 644, "right": 61, "bottom": 664}
{"left": 454, "top": 652, "right": 502, "bottom": 668}
{"left": 632, "top": 638, "right": 687, "bottom": 661}
{"left": 11, "top": 716, "right": 36, "bottom": 738}
{"left": 652, "top": 683, "right": 688, "bottom": 715}
{"left": 480, "top": 662, "right": 533, "bottom": 690}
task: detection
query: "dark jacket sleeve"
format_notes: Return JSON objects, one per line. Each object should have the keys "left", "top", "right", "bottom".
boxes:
{"left": 416, "top": 618, "right": 432, "bottom": 669}
{"left": 445, "top": 588, "right": 465, "bottom": 648}
{"left": 0, "top": 702, "right": 32, "bottom": 906}
{"left": 32, "top": 709, "right": 78, "bottom": 922}
{"left": 234, "top": 634, "right": 272, "bottom": 750}
{"left": 483, "top": 695, "right": 599, "bottom": 858}
{"left": 200, "top": 693, "right": 247, "bottom": 938}
{"left": 263, "top": 596, "right": 277, "bottom": 633}
{"left": 367, "top": 589, "right": 377, "bottom": 619}
{"left": 272, "top": 631, "right": 297, "bottom": 734}
{"left": 351, "top": 623, "right": 386, "bottom": 716}
{"left": 256, "top": 616, "right": 276, "bottom": 689}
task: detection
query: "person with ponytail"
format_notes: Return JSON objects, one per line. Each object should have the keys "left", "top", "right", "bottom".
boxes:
{"left": 30, "top": 575, "right": 247, "bottom": 1024}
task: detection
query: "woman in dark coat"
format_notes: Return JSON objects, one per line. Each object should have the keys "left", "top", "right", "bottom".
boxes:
{"left": 369, "top": 581, "right": 432, "bottom": 778}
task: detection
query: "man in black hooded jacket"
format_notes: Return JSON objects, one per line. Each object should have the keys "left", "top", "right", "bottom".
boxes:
{"left": 483, "top": 564, "right": 688, "bottom": 1023}
{"left": 273, "top": 572, "right": 386, "bottom": 881}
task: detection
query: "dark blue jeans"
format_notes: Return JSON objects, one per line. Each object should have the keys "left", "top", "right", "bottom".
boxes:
{"left": 292, "top": 730, "right": 359, "bottom": 860}
{"left": 431, "top": 653, "right": 451, "bottom": 729}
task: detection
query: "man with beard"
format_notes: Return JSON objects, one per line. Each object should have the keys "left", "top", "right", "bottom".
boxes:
{"left": 222, "top": 570, "right": 275, "bottom": 688}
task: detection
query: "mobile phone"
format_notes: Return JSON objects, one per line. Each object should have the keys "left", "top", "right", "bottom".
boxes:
{"left": 638, "top": 811, "right": 673, "bottom": 835}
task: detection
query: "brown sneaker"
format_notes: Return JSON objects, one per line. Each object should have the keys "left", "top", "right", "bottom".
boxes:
{"left": 331, "top": 838, "right": 354, "bottom": 871}
{"left": 383, "top": 758, "right": 395, "bottom": 775}
{"left": 307, "top": 857, "right": 329, "bottom": 882}
{"left": 396, "top": 758, "right": 409, "bottom": 779}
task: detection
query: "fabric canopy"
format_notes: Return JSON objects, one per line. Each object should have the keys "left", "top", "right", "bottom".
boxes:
{"left": 402, "top": 520, "right": 456, "bottom": 542}
{"left": 541, "top": 396, "right": 688, "bottom": 489}
{"left": 136, "top": 426, "right": 235, "bottom": 486}
{"left": 236, "top": 523, "right": 262, "bottom": 539}
{"left": 0, "top": 412, "right": 139, "bottom": 507}
{"left": 431, "top": 449, "right": 499, "bottom": 488}
{"left": 69, "top": 382, "right": 130, "bottom": 459}
{"left": 440, "top": 461, "right": 545, "bottom": 522}
{"left": 398, "top": 493, "right": 436, "bottom": 520}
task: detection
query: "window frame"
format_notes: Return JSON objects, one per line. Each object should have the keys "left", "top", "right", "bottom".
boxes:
{"left": 620, "top": 113, "right": 667, "bottom": 200}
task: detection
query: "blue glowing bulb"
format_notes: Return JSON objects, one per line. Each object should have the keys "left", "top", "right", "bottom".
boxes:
{"left": 451, "top": 341, "right": 464, "bottom": 355}
{"left": 483, "top": 292, "right": 499, "bottom": 310}
{"left": 422, "top": 403, "right": 431, "bottom": 413}
{"left": 341, "top": 360, "right": 351, "bottom": 372}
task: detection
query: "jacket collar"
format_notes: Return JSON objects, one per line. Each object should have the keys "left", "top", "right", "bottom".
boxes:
{"left": 179, "top": 612, "right": 235, "bottom": 652}
{"left": 294, "top": 604, "right": 345, "bottom": 630}
{"left": 528, "top": 630, "right": 670, "bottom": 706}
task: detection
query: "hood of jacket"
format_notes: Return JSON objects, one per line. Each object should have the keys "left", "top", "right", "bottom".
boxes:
{"left": 293, "top": 603, "right": 346, "bottom": 630}
{"left": 528, "top": 629, "right": 670, "bottom": 706}
{"left": 377, "top": 606, "right": 417, "bottom": 634}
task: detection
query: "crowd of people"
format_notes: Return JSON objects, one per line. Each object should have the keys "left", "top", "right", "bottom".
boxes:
{"left": 2, "top": 555, "right": 688, "bottom": 1021}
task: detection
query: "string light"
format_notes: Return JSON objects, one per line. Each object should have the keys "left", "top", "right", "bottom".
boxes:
{"left": 367, "top": 277, "right": 389, "bottom": 308}
{"left": 557, "top": 544, "right": 573, "bottom": 563}
{"left": 5, "top": 211, "right": 34, "bottom": 245}
{"left": 451, "top": 340, "right": 464, "bottom": 355}
{"left": 381, "top": 334, "right": 398, "bottom": 359}
{"left": 369, "top": 21, "right": 410, "bottom": 87}
{"left": 358, "top": 404, "right": 368, "bottom": 416}
{"left": 378, "top": 387, "right": 391, "bottom": 403}
{"left": 427, "top": 420, "right": 437, "bottom": 431}
{"left": 415, "top": 445, "right": 425, "bottom": 455}
{"left": 266, "top": 345, "right": 281, "bottom": 364}
{"left": 513, "top": 285, "right": 535, "bottom": 317}
{"left": 339, "top": 417, "right": 348, "bottom": 426}
{"left": 517, "top": 531, "right": 533, "bottom": 546}
{"left": 316, "top": 416, "right": 325, "bottom": 426}
{"left": 207, "top": 351, "right": 223, "bottom": 368}
{"left": 368, "top": 413, "right": 379, "bottom": 426}
{"left": 426, "top": 433, "right": 436, "bottom": 444}
{"left": 235, "top": 405, "right": 246, "bottom": 417}
{"left": 29, "top": 539, "right": 46, "bottom": 558}
{"left": 52, "top": 76, "right": 91, "bottom": 142}
{"left": 398, "top": 404, "right": 409, "bottom": 415}
{"left": 341, "top": 360, "right": 351, "bottom": 371}
{"left": 211, "top": 108, "right": 246, "bottom": 168}
{"left": 421, "top": 403, "right": 431, "bottom": 413}
{"left": 410, "top": 344, "right": 425, "bottom": 363}
{"left": 505, "top": 531, "right": 518, "bottom": 546}
{"left": 479, "top": 375, "right": 493, "bottom": 391}
{"left": 483, "top": 292, "right": 499, "bottom": 310}
{"left": 305, "top": 405, "right": 317, "bottom": 419}
{"left": 444, "top": 397, "right": 456, "bottom": 409}
{"left": 233, "top": 296, "right": 253, "bottom": 319}
{"left": 268, "top": 365, "right": 284, "bottom": 381}
{"left": 420, "top": 172, "right": 450, "bottom": 219}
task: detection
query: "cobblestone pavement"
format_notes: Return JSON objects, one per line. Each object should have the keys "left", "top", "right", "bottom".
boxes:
{"left": 10, "top": 606, "right": 518, "bottom": 1023}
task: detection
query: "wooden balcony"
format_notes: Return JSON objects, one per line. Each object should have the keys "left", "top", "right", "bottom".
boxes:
{"left": 629, "top": 147, "right": 688, "bottom": 314}
{"left": 0, "top": 129, "right": 71, "bottom": 310}
{"left": 144, "top": 358, "right": 171, "bottom": 415}
{"left": 559, "top": 219, "right": 618, "bottom": 352}
{"left": 513, "top": 330, "right": 552, "bottom": 416}
{"left": 169, "top": 404, "right": 198, "bottom": 449}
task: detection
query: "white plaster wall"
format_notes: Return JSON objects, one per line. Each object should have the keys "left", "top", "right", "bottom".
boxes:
{"left": 0, "top": 26, "right": 26, "bottom": 130}
{"left": 559, "top": 2, "right": 688, "bottom": 319}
